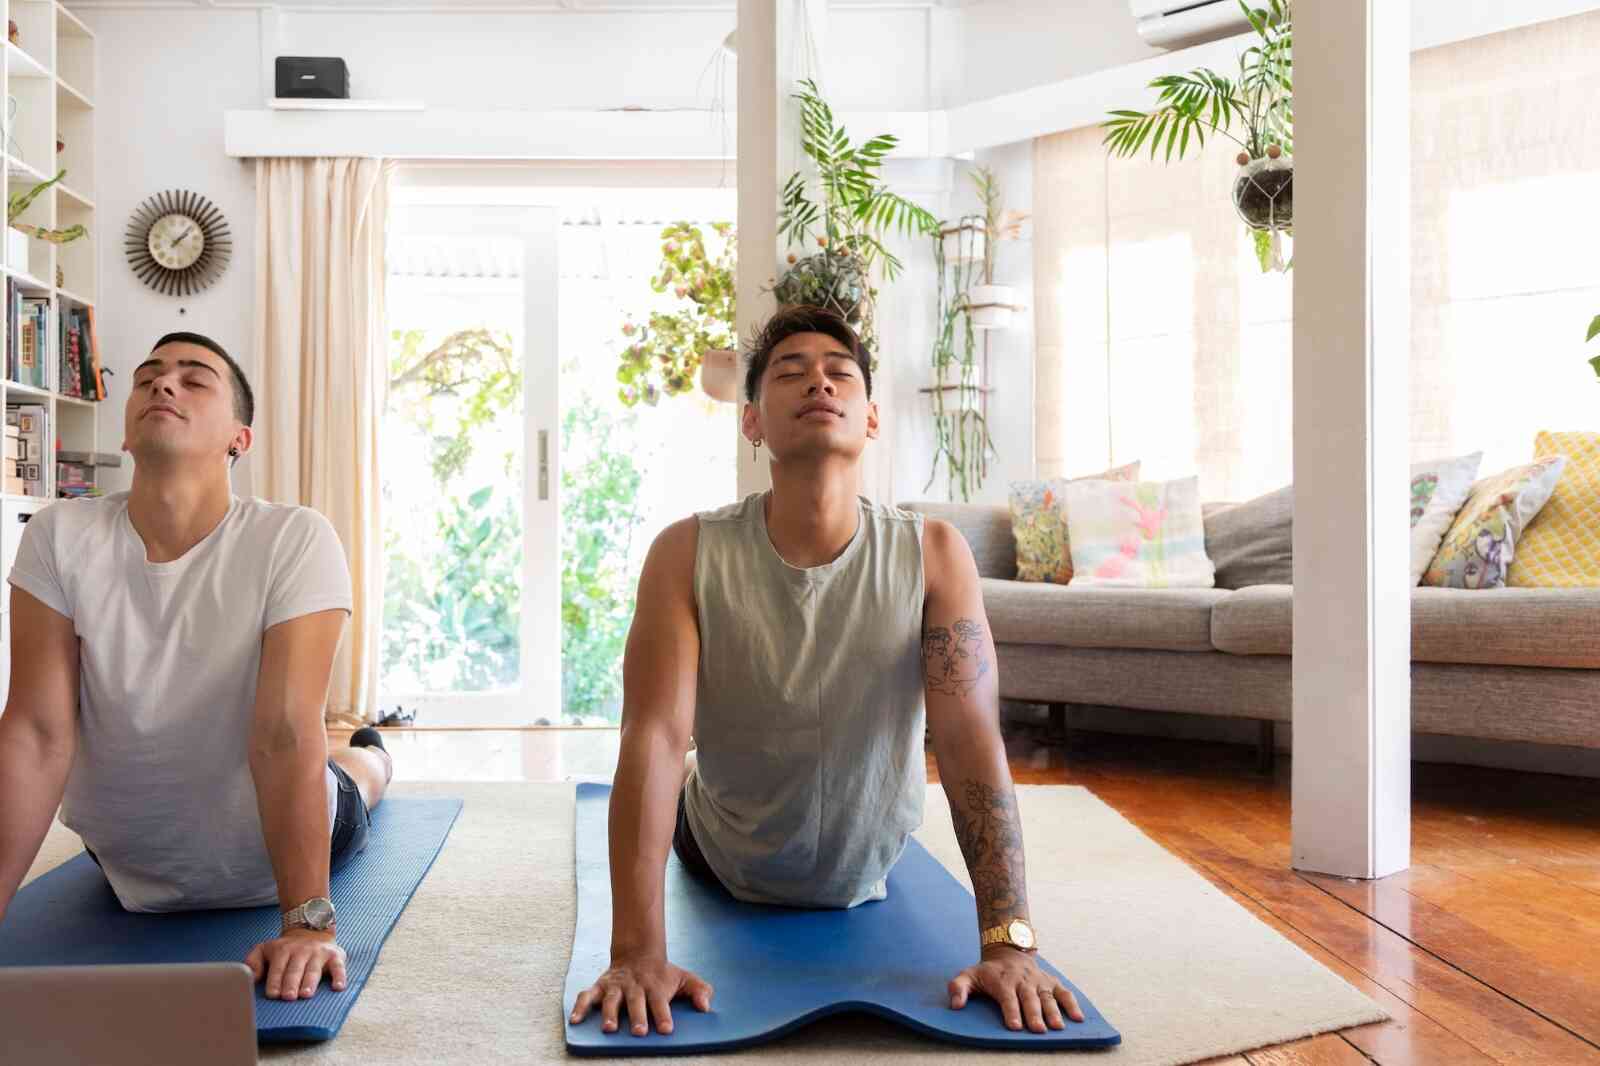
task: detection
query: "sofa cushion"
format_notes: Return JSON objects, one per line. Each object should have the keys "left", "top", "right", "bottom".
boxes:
{"left": 1202, "top": 485, "right": 1294, "bottom": 589}
{"left": 982, "top": 578, "right": 1226, "bottom": 653}
{"left": 899, "top": 502, "right": 1016, "bottom": 580}
{"left": 1211, "top": 584, "right": 1600, "bottom": 668}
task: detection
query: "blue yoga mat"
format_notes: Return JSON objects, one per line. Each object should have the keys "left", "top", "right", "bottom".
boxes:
{"left": 0, "top": 797, "right": 462, "bottom": 1043}
{"left": 565, "top": 783, "right": 1121, "bottom": 1054}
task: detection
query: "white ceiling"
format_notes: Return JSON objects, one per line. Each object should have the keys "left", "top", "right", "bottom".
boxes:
{"left": 71, "top": 0, "right": 980, "bottom": 9}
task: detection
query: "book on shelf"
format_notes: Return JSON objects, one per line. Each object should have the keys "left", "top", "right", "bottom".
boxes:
{"left": 6, "top": 403, "right": 47, "bottom": 497}
{"left": 58, "top": 304, "right": 103, "bottom": 401}
{"left": 7, "top": 286, "right": 49, "bottom": 390}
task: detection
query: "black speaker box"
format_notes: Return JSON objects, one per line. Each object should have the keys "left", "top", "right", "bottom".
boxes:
{"left": 275, "top": 57, "right": 350, "bottom": 100}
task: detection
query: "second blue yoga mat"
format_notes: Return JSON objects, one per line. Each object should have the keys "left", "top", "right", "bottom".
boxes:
{"left": 564, "top": 782, "right": 1121, "bottom": 1054}
{"left": 0, "top": 796, "right": 462, "bottom": 1043}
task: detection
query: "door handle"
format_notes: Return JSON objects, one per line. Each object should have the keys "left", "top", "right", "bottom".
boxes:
{"left": 538, "top": 429, "right": 549, "bottom": 501}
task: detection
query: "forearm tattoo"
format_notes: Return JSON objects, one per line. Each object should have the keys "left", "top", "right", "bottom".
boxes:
{"left": 923, "top": 617, "right": 991, "bottom": 697}
{"left": 950, "top": 781, "right": 1029, "bottom": 929}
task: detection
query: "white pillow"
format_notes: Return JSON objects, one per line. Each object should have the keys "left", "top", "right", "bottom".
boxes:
{"left": 1062, "top": 476, "right": 1216, "bottom": 588}
{"left": 1409, "top": 452, "right": 1482, "bottom": 585}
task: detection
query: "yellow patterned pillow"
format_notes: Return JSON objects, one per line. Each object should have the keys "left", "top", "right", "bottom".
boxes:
{"left": 1421, "top": 456, "right": 1566, "bottom": 589}
{"left": 1508, "top": 432, "right": 1600, "bottom": 587}
{"left": 1009, "top": 462, "right": 1140, "bottom": 583}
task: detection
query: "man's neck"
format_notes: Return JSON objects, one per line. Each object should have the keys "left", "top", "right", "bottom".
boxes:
{"left": 127, "top": 465, "right": 234, "bottom": 564}
{"left": 763, "top": 459, "right": 861, "bottom": 569}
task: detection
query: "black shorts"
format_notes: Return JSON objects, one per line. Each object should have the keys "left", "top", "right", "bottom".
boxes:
{"left": 85, "top": 759, "right": 372, "bottom": 875}
{"left": 672, "top": 786, "right": 726, "bottom": 890}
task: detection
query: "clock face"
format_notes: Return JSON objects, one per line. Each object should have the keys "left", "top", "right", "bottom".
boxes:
{"left": 147, "top": 213, "right": 205, "bottom": 270}
{"left": 126, "top": 189, "right": 232, "bottom": 296}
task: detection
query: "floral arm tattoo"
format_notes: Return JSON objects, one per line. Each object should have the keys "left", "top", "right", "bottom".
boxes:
{"left": 922, "top": 617, "right": 991, "bottom": 698}
{"left": 950, "top": 781, "right": 1029, "bottom": 930}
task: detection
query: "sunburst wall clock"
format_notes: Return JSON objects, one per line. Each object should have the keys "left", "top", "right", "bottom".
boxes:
{"left": 125, "top": 189, "right": 232, "bottom": 296}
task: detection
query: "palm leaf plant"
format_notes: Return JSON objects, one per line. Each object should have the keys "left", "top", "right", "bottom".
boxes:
{"left": 1588, "top": 314, "right": 1600, "bottom": 382}
{"left": 1103, "top": 0, "right": 1293, "bottom": 271}
{"left": 776, "top": 79, "right": 939, "bottom": 356}
{"left": 8, "top": 170, "right": 87, "bottom": 244}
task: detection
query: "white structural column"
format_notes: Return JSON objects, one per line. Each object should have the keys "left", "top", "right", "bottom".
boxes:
{"left": 735, "top": 0, "right": 827, "bottom": 501}
{"left": 1290, "top": 0, "right": 1412, "bottom": 878}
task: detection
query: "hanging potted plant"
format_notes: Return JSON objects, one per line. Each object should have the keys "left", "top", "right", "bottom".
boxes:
{"left": 616, "top": 221, "right": 736, "bottom": 408}
{"left": 969, "top": 170, "right": 1028, "bottom": 330}
{"left": 777, "top": 79, "right": 939, "bottom": 359}
{"left": 1102, "top": 0, "right": 1293, "bottom": 272}
{"left": 7, "top": 169, "right": 87, "bottom": 277}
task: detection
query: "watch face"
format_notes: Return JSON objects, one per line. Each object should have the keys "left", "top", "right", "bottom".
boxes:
{"left": 304, "top": 898, "right": 336, "bottom": 929}
{"left": 147, "top": 212, "right": 206, "bottom": 271}
{"left": 1008, "top": 918, "right": 1035, "bottom": 950}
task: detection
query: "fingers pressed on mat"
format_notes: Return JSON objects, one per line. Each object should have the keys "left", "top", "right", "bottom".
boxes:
{"left": 600, "top": 986, "right": 622, "bottom": 1032}
{"left": 948, "top": 973, "right": 973, "bottom": 1009}
{"left": 648, "top": 990, "right": 674, "bottom": 1034}
{"left": 1021, "top": 985, "right": 1047, "bottom": 1033}
{"left": 281, "top": 953, "right": 310, "bottom": 1002}
{"left": 571, "top": 988, "right": 595, "bottom": 1022}
{"left": 1054, "top": 983, "right": 1085, "bottom": 1023}
{"left": 626, "top": 986, "right": 649, "bottom": 1036}
{"left": 1041, "top": 989, "right": 1066, "bottom": 1030}
{"left": 685, "top": 974, "right": 714, "bottom": 1012}
{"left": 997, "top": 985, "right": 1023, "bottom": 1031}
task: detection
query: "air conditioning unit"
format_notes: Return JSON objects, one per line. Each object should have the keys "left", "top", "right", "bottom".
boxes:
{"left": 1130, "top": 0, "right": 1252, "bottom": 51}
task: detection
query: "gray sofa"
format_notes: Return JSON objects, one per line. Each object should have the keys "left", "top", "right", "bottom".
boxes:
{"left": 903, "top": 499, "right": 1600, "bottom": 762}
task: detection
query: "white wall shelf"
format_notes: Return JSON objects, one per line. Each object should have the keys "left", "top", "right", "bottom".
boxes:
{"left": 0, "top": 0, "right": 102, "bottom": 624}
{"left": 6, "top": 42, "right": 48, "bottom": 79}
{"left": 268, "top": 97, "right": 422, "bottom": 111}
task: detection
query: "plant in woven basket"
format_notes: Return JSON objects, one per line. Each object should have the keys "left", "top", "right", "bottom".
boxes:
{"left": 616, "top": 221, "right": 736, "bottom": 408}
{"left": 8, "top": 169, "right": 87, "bottom": 244}
{"left": 1588, "top": 314, "right": 1600, "bottom": 382}
{"left": 1103, "top": 0, "right": 1293, "bottom": 272}
{"left": 777, "top": 79, "right": 939, "bottom": 357}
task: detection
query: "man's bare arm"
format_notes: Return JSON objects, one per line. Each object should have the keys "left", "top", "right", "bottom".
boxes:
{"left": 249, "top": 609, "right": 347, "bottom": 919}
{"left": 0, "top": 589, "right": 81, "bottom": 922}
{"left": 608, "top": 518, "right": 700, "bottom": 957}
{"left": 920, "top": 523, "right": 1029, "bottom": 935}
{"left": 571, "top": 517, "right": 711, "bottom": 1038}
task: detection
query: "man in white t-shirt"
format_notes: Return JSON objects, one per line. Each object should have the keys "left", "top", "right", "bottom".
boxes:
{"left": 0, "top": 331, "right": 393, "bottom": 1003}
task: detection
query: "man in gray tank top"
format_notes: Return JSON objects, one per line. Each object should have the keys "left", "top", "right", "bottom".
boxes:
{"left": 571, "top": 306, "right": 1084, "bottom": 1041}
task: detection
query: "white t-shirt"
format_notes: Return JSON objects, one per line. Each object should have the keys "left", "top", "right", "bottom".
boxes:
{"left": 6, "top": 493, "right": 352, "bottom": 912}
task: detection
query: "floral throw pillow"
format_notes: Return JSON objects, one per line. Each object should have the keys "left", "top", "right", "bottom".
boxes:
{"left": 1408, "top": 452, "right": 1482, "bottom": 585}
{"left": 1062, "top": 476, "right": 1216, "bottom": 588}
{"left": 1421, "top": 455, "right": 1567, "bottom": 589}
{"left": 1009, "top": 462, "right": 1140, "bottom": 583}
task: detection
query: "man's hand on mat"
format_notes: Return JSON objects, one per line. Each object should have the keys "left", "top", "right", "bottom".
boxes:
{"left": 245, "top": 929, "right": 349, "bottom": 1001}
{"left": 570, "top": 955, "right": 714, "bottom": 1036}
{"left": 948, "top": 947, "right": 1085, "bottom": 1033}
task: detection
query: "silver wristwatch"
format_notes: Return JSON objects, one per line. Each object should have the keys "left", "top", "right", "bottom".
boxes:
{"left": 282, "top": 896, "right": 336, "bottom": 933}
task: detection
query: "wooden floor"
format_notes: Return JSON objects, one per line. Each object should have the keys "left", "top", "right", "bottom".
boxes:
{"left": 332, "top": 722, "right": 1600, "bottom": 1065}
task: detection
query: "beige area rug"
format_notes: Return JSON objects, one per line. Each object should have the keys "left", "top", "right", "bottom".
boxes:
{"left": 24, "top": 783, "right": 1386, "bottom": 1064}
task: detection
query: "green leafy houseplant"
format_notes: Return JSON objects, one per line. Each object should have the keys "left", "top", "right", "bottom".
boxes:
{"left": 1103, "top": 0, "right": 1293, "bottom": 271}
{"left": 927, "top": 167, "right": 1009, "bottom": 502}
{"left": 616, "top": 221, "right": 736, "bottom": 408}
{"left": 8, "top": 169, "right": 86, "bottom": 244}
{"left": 777, "top": 79, "right": 939, "bottom": 355}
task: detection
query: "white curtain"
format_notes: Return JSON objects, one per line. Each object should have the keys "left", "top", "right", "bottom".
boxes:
{"left": 1034, "top": 12, "right": 1600, "bottom": 500}
{"left": 253, "top": 157, "right": 392, "bottom": 724}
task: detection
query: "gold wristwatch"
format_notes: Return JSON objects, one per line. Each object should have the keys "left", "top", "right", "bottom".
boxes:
{"left": 979, "top": 917, "right": 1037, "bottom": 953}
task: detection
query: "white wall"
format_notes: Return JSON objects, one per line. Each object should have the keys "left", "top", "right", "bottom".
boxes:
{"left": 84, "top": 3, "right": 933, "bottom": 497}
{"left": 87, "top": 9, "right": 261, "bottom": 494}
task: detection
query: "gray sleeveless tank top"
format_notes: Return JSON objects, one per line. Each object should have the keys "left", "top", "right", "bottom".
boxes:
{"left": 682, "top": 491, "right": 927, "bottom": 908}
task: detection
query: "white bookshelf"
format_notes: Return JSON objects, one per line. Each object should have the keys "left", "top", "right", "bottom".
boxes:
{"left": 0, "top": 0, "right": 98, "bottom": 650}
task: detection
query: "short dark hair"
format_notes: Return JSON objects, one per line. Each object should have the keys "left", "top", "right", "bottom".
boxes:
{"left": 151, "top": 332, "right": 254, "bottom": 427}
{"left": 743, "top": 305, "right": 872, "bottom": 403}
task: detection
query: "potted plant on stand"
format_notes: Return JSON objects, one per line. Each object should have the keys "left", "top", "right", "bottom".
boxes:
{"left": 615, "top": 221, "right": 737, "bottom": 408}
{"left": 926, "top": 166, "right": 1027, "bottom": 502}
{"left": 7, "top": 170, "right": 86, "bottom": 278}
{"left": 776, "top": 79, "right": 939, "bottom": 361}
{"left": 1103, "top": 0, "right": 1293, "bottom": 272}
